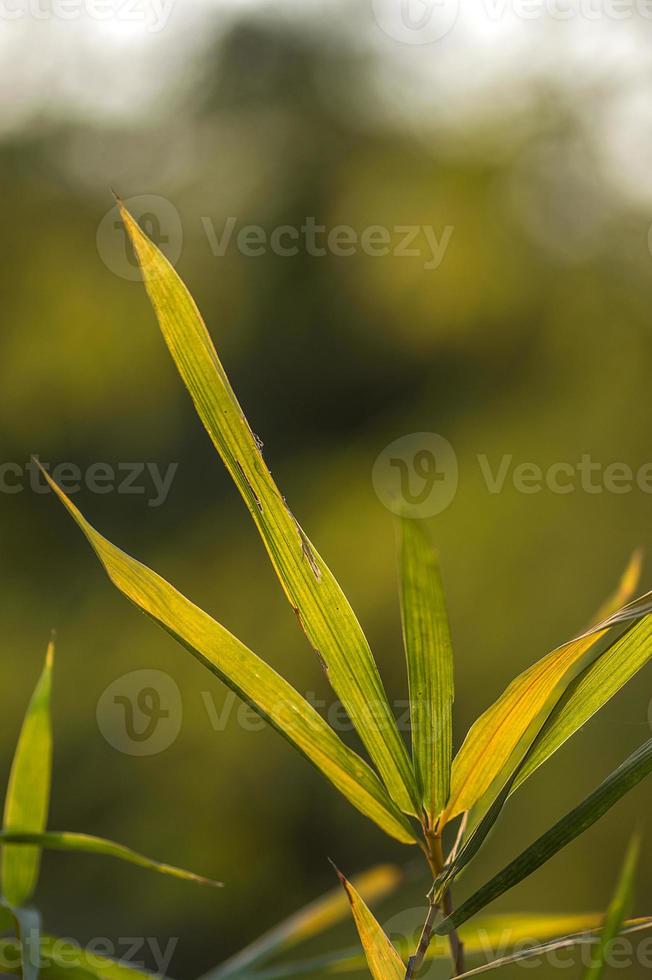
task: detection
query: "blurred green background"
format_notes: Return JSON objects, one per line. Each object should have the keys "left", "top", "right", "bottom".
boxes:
{"left": 2, "top": 2, "right": 652, "bottom": 977}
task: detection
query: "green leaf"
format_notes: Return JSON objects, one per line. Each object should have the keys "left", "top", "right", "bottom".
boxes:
{"left": 205, "top": 864, "right": 403, "bottom": 980}
{"left": 2, "top": 641, "right": 54, "bottom": 907}
{"left": 0, "top": 831, "right": 220, "bottom": 887}
{"left": 40, "top": 470, "right": 416, "bottom": 846}
{"left": 397, "top": 519, "right": 454, "bottom": 823}
{"left": 436, "top": 738, "right": 652, "bottom": 934}
{"left": 335, "top": 866, "right": 405, "bottom": 980}
{"left": 453, "top": 919, "right": 652, "bottom": 980}
{"left": 442, "top": 590, "right": 652, "bottom": 825}
{"left": 117, "top": 202, "right": 419, "bottom": 818}
{"left": 584, "top": 834, "right": 641, "bottom": 980}
{"left": 0, "top": 933, "right": 153, "bottom": 979}
{"left": 512, "top": 616, "right": 652, "bottom": 793}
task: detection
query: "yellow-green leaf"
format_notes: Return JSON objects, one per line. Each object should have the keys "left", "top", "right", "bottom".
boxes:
{"left": 118, "top": 202, "right": 418, "bottom": 817}
{"left": 590, "top": 549, "right": 642, "bottom": 626}
{"left": 42, "top": 471, "right": 416, "bottom": 846}
{"left": 513, "top": 616, "right": 652, "bottom": 793}
{"left": 335, "top": 867, "right": 405, "bottom": 980}
{"left": 2, "top": 642, "right": 54, "bottom": 907}
{"left": 206, "top": 864, "right": 402, "bottom": 979}
{"left": 442, "top": 590, "right": 652, "bottom": 825}
{"left": 397, "top": 520, "right": 454, "bottom": 824}
{"left": 0, "top": 831, "right": 221, "bottom": 888}
{"left": 584, "top": 834, "right": 640, "bottom": 980}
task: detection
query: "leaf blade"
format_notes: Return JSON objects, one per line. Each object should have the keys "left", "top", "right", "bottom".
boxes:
{"left": 583, "top": 834, "right": 641, "bottom": 980}
{"left": 2, "top": 642, "right": 54, "bottom": 907}
{"left": 42, "top": 471, "right": 416, "bottom": 846}
{"left": 335, "top": 867, "right": 405, "bottom": 980}
{"left": 0, "top": 831, "right": 221, "bottom": 888}
{"left": 118, "top": 202, "right": 419, "bottom": 817}
{"left": 437, "top": 738, "right": 652, "bottom": 934}
{"left": 397, "top": 520, "right": 454, "bottom": 822}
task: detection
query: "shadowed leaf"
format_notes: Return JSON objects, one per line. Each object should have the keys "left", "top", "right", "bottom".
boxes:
{"left": 0, "top": 831, "right": 221, "bottom": 887}
{"left": 436, "top": 739, "right": 652, "bottom": 933}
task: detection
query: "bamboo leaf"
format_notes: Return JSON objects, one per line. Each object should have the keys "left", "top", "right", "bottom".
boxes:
{"left": 205, "top": 864, "right": 403, "bottom": 979}
{"left": 335, "top": 866, "right": 405, "bottom": 980}
{"left": 442, "top": 591, "right": 652, "bottom": 825}
{"left": 397, "top": 519, "right": 454, "bottom": 823}
{"left": 436, "top": 738, "right": 652, "bottom": 934}
{"left": 2, "top": 641, "right": 54, "bottom": 908}
{"left": 245, "top": 913, "right": 634, "bottom": 978}
{"left": 117, "top": 202, "right": 419, "bottom": 817}
{"left": 0, "top": 831, "right": 221, "bottom": 888}
{"left": 590, "top": 549, "right": 643, "bottom": 626}
{"left": 41, "top": 470, "right": 416, "bottom": 846}
{"left": 452, "top": 919, "right": 652, "bottom": 980}
{"left": 583, "top": 834, "right": 641, "bottom": 980}
{"left": 513, "top": 616, "right": 652, "bottom": 793}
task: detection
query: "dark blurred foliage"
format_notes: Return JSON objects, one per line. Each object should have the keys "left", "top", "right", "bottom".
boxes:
{"left": 2, "top": 10, "right": 652, "bottom": 979}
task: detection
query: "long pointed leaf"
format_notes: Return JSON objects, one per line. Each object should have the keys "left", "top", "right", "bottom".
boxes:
{"left": 584, "top": 834, "right": 640, "bottom": 980}
{"left": 442, "top": 591, "right": 652, "bottom": 824}
{"left": 0, "top": 831, "right": 221, "bottom": 887}
{"left": 117, "top": 202, "right": 418, "bottom": 817}
{"left": 335, "top": 867, "right": 405, "bottom": 980}
{"left": 397, "top": 520, "right": 454, "bottom": 823}
{"left": 513, "top": 616, "right": 652, "bottom": 792}
{"left": 205, "top": 864, "right": 402, "bottom": 980}
{"left": 436, "top": 738, "right": 652, "bottom": 934}
{"left": 42, "top": 471, "right": 416, "bottom": 845}
{"left": 2, "top": 642, "right": 54, "bottom": 907}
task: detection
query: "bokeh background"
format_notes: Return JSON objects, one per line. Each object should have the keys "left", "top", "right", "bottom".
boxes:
{"left": 2, "top": 1, "right": 652, "bottom": 977}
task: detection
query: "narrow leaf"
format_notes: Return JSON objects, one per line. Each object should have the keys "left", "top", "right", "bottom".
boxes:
{"left": 453, "top": 919, "right": 652, "bottom": 980}
{"left": 335, "top": 867, "right": 405, "bottom": 980}
{"left": 591, "top": 550, "right": 643, "bottom": 626}
{"left": 118, "top": 202, "right": 419, "bottom": 817}
{"left": 2, "top": 641, "right": 54, "bottom": 907}
{"left": 42, "top": 471, "right": 416, "bottom": 846}
{"left": 513, "top": 616, "right": 652, "bottom": 792}
{"left": 397, "top": 520, "right": 454, "bottom": 822}
{"left": 442, "top": 591, "right": 652, "bottom": 824}
{"left": 584, "top": 834, "right": 640, "bottom": 980}
{"left": 0, "top": 831, "right": 221, "bottom": 888}
{"left": 436, "top": 738, "right": 652, "bottom": 934}
{"left": 206, "top": 864, "right": 402, "bottom": 980}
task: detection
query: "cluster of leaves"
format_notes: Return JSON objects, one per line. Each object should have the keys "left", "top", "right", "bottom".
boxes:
{"left": 36, "top": 203, "right": 652, "bottom": 978}
{"left": 0, "top": 640, "right": 219, "bottom": 980}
